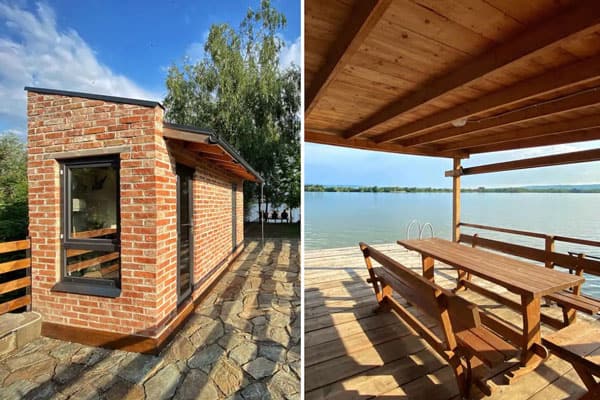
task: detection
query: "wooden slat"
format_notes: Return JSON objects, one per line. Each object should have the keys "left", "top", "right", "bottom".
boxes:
{"left": 455, "top": 328, "right": 507, "bottom": 367}
{"left": 555, "top": 236, "right": 600, "bottom": 248}
{"left": 305, "top": 130, "right": 462, "bottom": 158}
{"left": 438, "top": 114, "right": 600, "bottom": 152}
{"left": 542, "top": 321, "right": 600, "bottom": 375}
{"left": 344, "top": 0, "right": 600, "bottom": 139}
{"left": 459, "top": 222, "right": 547, "bottom": 239}
{"left": 400, "top": 88, "right": 600, "bottom": 147}
{"left": 67, "top": 252, "right": 120, "bottom": 273}
{"left": 0, "top": 239, "right": 30, "bottom": 254}
{"left": 371, "top": 55, "right": 600, "bottom": 144}
{"left": 546, "top": 291, "right": 600, "bottom": 314}
{"left": 71, "top": 228, "right": 117, "bottom": 239}
{"left": 66, "top": 249, "right": 92, "bottom": 257}
{"left": 0, "top": 258, "right": 30, "bottom": 274}
{"left": 0, "top": 276, "right": 30, "bottom": 295}
{"left": 459, "top": 233, "right": 600, "bottom": 276}
{"left": 0, "top": 294, "right": 31, "bottom": 315}
{"left": 305, "top": 0, "right": 393, "bottom": 116}
{"left": 466, "top": 127, "right": 600, "bottom": 154}
{"left": 447, "top": 148, "right": 600, "bottom": 176}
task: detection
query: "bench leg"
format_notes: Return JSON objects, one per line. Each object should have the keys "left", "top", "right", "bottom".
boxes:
{"left": 573, "top": 360, "right": 598, "bottom": 391}
{"left": 374, "top": 283, "right": 393, "bottom": 314}
{"left": 506, "top": 294, "right": 546, "bottom": 383}
{"left": 455, "top": 269, "right": 471, "bottom": 292}
{"left": 449, "top": 355, "right": 471, "bottom": 399}
{"left": 562, "top": 305, "right": 577, "bottom": 326}
{"left": 422, "top": 255, "right": 435, "bottom": 283}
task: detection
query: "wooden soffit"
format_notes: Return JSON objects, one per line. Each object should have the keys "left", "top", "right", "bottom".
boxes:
{"left": 163, "top": 123, "right": 262, "bottom": 182}
{"left": 305, "top": 0, "right": 600, "bottom": 158}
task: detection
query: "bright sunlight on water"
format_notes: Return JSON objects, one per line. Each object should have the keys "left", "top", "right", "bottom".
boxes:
{"left": 305, "top": 192, "right": 600, "bottom": 296}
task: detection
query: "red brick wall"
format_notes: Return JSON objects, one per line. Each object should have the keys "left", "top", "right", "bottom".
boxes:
{"left": 27, "top": 91, "right": 245, "bottom": 338}
{"left": 192, "top": 159, "right": 244, "bottom": 297}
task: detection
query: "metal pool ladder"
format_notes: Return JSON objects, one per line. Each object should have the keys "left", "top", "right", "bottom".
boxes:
{"left": 406, "top": 220, "right": 435, "bottom": 240}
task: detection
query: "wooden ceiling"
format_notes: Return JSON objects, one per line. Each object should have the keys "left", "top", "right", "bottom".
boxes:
{"left": 305, "top": 0, "right": 600, "bottom": 158}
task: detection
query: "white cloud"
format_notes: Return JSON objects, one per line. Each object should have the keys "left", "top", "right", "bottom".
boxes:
{"left": 0, "top": 2, "right": 160, "bottom": 132}
{"left": 280, "top": 35, "right": 300, "bottom": 69}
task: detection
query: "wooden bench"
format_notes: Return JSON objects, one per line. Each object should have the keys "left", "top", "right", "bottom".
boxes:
{"left": 360, "top": 242, "right": 518, "bottom": 398}
{"left": 459, "top": 230, "right": 600, "bottom": 327}
{"left": 542, "top": 320, "right": 600, "bottom": 399}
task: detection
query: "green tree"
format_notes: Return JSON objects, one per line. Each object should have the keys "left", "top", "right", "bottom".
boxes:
{"left": 0, "top": 133, "right": 28, "bottom": 241}
{"left": 163, "top": 0, "right": 300, "bottom": 219}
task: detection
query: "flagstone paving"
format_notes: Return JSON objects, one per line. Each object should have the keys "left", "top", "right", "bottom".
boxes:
{"left": 0, "top": 239, "right": 300, "bottom": 400}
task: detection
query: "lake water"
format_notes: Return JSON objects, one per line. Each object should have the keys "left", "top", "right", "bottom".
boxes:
{"left": 305, "top": 192, "right": 600, "bottom": 296}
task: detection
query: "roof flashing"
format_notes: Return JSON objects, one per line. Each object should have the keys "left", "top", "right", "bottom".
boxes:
{"left": 24, "top": 86, "right": 164, "bottom": 109}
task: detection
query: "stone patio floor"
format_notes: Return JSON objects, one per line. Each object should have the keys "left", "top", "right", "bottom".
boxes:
{"left": 0, "top": 239, "right": 300, "bottom": 400}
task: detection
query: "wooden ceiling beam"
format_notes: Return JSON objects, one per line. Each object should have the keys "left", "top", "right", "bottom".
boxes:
{"left": 399, "top": 88, "right": 600, "bottom": 147}
{"left": 373, "top": 56, "right": 600, "bottom": 144}
{"left": 438, "top": 114, "right": 600, "bottom": 152}
{"left": 464, "top": 129, "right": 600, "bottom": 154}
{"left": 305, "top": 130, "right": 466, "bottom": 159}
{"left": 446, "top": 148, "right": 600, "bottom": 176}
{"left": 305, "top": 0, "right": 393, "bottom": 117}
{"left": 345, "top": 0, "right": 600, "bottom": 140}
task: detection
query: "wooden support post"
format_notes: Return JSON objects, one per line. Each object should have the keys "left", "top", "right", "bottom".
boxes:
{"left": 452, "top": 158, "right": 461, "bottom": 242}
{"left": 544, "top": 236, "right": 555, "bottom": 269}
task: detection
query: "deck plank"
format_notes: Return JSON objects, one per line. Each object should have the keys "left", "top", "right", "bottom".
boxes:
{"left": 305, "top": 244, "right": 598, "bottom": 399}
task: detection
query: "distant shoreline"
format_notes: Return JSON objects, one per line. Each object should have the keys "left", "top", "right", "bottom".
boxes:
{"left": 305, "top": 184, "right": 600, "bottom": 194}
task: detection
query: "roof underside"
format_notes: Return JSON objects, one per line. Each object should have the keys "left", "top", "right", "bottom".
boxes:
{"left": 163, "top": 123, "right": 263, "bottom": 183}
{"left": 305, "top": 0, "right": 600, "bottom": 158}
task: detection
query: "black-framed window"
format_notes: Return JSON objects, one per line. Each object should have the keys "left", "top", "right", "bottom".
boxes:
{"left": 53, "top": 156, "right": 121, "bottom": 297}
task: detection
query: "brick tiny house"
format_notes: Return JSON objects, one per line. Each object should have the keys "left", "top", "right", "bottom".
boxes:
{"left": 25, "top": 87, "right": 262, "bottom": 352}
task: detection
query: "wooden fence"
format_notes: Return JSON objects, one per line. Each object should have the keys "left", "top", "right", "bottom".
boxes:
{"left": 0, "top": 238, "right": 31, "bottom": 315}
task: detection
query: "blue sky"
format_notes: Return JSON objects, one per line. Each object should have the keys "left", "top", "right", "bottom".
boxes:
{"left": 305, "top": 141, "right": 600, "bottom": 188}
{"left": 0, "top": 0, "right": 300, "bottom": 135}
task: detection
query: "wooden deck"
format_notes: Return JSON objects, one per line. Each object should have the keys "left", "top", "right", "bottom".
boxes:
{"left": 305, "top": 244, "right": 599, "bottom": 399}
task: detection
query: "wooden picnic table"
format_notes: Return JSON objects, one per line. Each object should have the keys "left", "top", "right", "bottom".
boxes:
{"left": 397, "top": 237, "right": 585, "bottom": 381}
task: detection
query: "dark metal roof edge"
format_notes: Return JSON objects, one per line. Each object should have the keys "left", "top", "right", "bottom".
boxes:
{"left": 164, "top": 122, "right": 264, "bottom": 183}
{"left": 24, "top": 86, "right": 164, "bottom": 110}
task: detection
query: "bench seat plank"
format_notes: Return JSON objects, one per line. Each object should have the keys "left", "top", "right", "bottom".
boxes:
{"left": 542, "top": 321, "right": 600, "bottom": 376}
{"left": 546, "top": 291, "right": 600, "bottom": 314}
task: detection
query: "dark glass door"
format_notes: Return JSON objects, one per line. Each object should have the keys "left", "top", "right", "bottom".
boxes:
{"left": 232, "top": 183, "right": 237, "bottom": 251}
{"left": 177, "top": 164, "right": 194, "bottom": 303}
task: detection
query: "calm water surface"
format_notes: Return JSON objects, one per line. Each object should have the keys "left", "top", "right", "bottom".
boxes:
{"left": 305, "top": 192, "right": 600, "bottom": 296}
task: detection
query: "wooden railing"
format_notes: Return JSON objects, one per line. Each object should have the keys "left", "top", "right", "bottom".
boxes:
{"left": 458, "top": 222, "right": 600, "bottom": 279}
{"left": 0, "top": 238, "right": 31, "bottom": 315}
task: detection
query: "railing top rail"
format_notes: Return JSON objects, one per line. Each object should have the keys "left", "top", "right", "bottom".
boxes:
{"left": 459, "top": 222, "right": 600, "bottom": 248}
{"left": 459, "top": 222, "right": 547, "bottom": 239}
{"left": 0, "top": 239, "right": 30, "bottom": 255}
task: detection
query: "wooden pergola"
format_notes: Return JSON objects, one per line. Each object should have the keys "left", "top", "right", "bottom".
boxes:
{"left": 305, "top": 0, "right": 600, "bottom": 241}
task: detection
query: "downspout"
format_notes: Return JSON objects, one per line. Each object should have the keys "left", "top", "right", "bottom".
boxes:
{"left": 261, "top": 183, "right": 265, "bottom": 245}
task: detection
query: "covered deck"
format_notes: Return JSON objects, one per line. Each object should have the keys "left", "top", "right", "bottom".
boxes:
{"left": 305, "top": 244, "right": 597, "bottom": 399}
{"left": 305, "top": 1, "right": 600, "bottom": 397}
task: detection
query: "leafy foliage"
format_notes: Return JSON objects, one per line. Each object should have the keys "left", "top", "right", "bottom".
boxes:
{"left": 164, "top": 0, "right": 300, "bottom": 216}
{"left": 0, "top": 133, "right": 28, "bottom": 241}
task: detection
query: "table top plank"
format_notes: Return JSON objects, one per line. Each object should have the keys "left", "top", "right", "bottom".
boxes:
{"left": 397, "top": 238, "right": 584, "bottom": 297}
